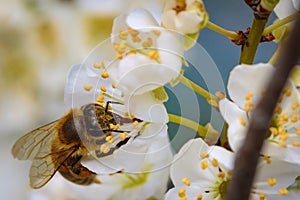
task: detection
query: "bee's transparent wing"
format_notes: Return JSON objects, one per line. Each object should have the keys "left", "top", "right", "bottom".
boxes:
{"left": 11, "top": 121, "right": 58, "bottom": 160}
{"left": 29, "top": 140, "right": 77, "bottom": 189}
{"left": 11, "top": 121, "right": 77, "bottom": 189}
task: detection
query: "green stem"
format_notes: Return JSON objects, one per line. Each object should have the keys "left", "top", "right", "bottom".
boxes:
{"left": 239, "top": 17, "right": 268, "bottom": 64}
{"left": 180, "top": 76, "right": 218, "bottom": 103}
{"left": 168, "top": 114, "right": 207, "bottom": 138}
{"left": 263, "top": 13, "right": 297, "bottom": 35}
{"left": 206, "top": 21, "right": 240, "bottom": 40}
{"left": 268, "top": 41, "right": 284, "bottom": 65}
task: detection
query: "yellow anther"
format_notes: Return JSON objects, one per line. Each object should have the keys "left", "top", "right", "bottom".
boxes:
{"left": 93, "top": 62, "right": 101, "bottom": 69}
{"left": 100, "top": 144, "right": 110, "bottom": 153}
{"left": 292, "top": 141, "right": 300, "bottom": 147}
{"left": 244, "top": 101, "right": 254, "bottom": 112}
{"left": 277, "top": 95, "right": 283, "bottom": 103}
{"left": 128, "top": 27, "right": 139, "bottom": 37}
{"left": 291, "top": 114, "right": 298, "bottom": 123}
{"left": 278, "top": 127, "right": 286, "bottom": 135}
{"left": 142, "top": 37, "right": 153, "bottom": 48}
{"left": 125, "top": 49, "right": 137, "bottom": 56}
{"left": 292, "top": 102, "right": 300, "bottom": 110}
{"left": 133, "top": 120, "right": 139, "bottom": 126}
{"left": 211, "top": 158, "right": 219, "bottom": 167}
{"left": 101, "top": 71, "right": 109, "bottom": 79}
{"left": 114, "top": 124, "right": 120, "bottom": 130}
{"left": 112, "top": 83, "right": 116, "bottom": 88}
{"left": 263, "top": 155, "right": 271, "bottom": 164}
{"left": 269, "top": 127, "right": 278, "bottom": 136}
{"left": 200, "top": 160, "right": 208, "bottom": 170}
{"left": 84, "top": 84, "right": 93, "bottom": 91}
{"left": 245, "top": 92, "right": 254, "bottom": 100}
{"left": 239, "top": 117, "right": 246, "bottom": 126}
{"left": 278, "top": 141, "right": 287, "bottom": 148}
{"left": 278, "top": 188, "right": 288, "bottom": 195}
{"left": 100, "top": 60, "right": 106, "bottom": 69}
{"left": 267, "top": 178, "right": 277, "bottom": 186}
{"left": 297, "top": 128, "right": 300, "bottom": 135}
{"left": 283, "top": 88, "right": 292, "bottom": 96}
{"left": 116, "top": 53, "right": 123, "bottom": 60}
{"left": 279, "top": 134, "right": 288, "bottom": 141}
{"left": 178, "top": 188, "right": 186, "bottom": 198}
{"left": 259, "top": 193, "right": 265, "bottom": 200}
{"left": 274, "top": 106, "right": 282, "bottom": 114}
{"left": 132, "top": 36, "right": 141, "bottom": 43}
{"left": 119, "top": 30, "right": 128, "bottom": 40}
{"left": 120, "top": 132, "right": 128, "bottom": 141}
{"left": 218, "top": 172, "right": 225, "bottom": 178}
{"left": 227, "top": 170, "right": 232, "bottom": 176}
{"left": 96, "top": 95, "right": 104, "bottom": 103}
{"left": 109, "top": 124, "right": 115, "bottom": 129}
{"left": 197, "top": 194, "right": 203, "bottom": 200}
{"left": 100, "top": 86, "right": 107, "bottom": 92}
{"left": 261, "top": 89, "right": 266, "bottom": 95}
{"left": 174, "top": 0, "right": 186, "bottom": 12}
{"left": 152, "top": 29, "right": 161, "bottom": 36}
{"left": 181, "top": 177, "right": 191, "bottom": 186}
{"left": 200, "top": 151, "right": 209, "bottom": 159}
{"left": 147, "top": 50, "right": 159, "bottom": 60}
{"left": 106, "top": 135, "right": 114, "bottom": 144}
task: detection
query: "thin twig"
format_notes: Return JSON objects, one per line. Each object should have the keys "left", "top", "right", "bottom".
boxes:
{"left": 226, "top": 11, "right": 300, "bottom": 200}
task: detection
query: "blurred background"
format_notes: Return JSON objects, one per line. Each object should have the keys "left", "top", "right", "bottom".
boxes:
{"left": 0, "top": 0, "right": 276, "bottom": 199}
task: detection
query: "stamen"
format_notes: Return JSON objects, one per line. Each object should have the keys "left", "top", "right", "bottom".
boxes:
{"left": 278, "top": 188, "right": 288, "bottom": 195}
{"left": 100, "top": 144, "right": 110, "bottom": 154}
{"left": 101, "top": 71, "right": 109, "bottom": 79}
{"left": 259, "top": 193, "right": 265, "bottom": 200}
{"left": 178, "top": 188, "right": 186, "bottom": 198}
{"left": 109, "top": 123, "right": 115, "bottom": 129}
{"left": 96, "top": 95, "right": 104, "bottom": 103}
{"left": 106, "top": 136, "right": 114, "bottom": 144}
{"left": 245, "top": 92, "right": 254, "bottom": 100}
{"left": 112, "top": 83, "right": 116, "bottom": 88}
{"left": 239, "top": 117, "right": 246, "bottom": 126}
{"left": 120, "top": 132, "right": 128, "bottom": 141}
{"left": 279, "top": 134, "right": 288, "bottom": 141}
{"left": 84, "top": 84, "right": 92, "bottom": 91}
{"left": 128, "top": 27, "right": 139, "bottom": 37}
{"left": 119, "top": 30, "right": 128, "bottom": 40}
{"left": 100, "top": 86, "right": 107, "bottom": 92}
{"left": 269, "top": 127, "right": 278, "bottom": 136}
{"left": 267, "top": 178, "right": 277, "bottom": 186}
{"left": 278, "top": 141, "right": 287, "bottom": 148}
{"left": 211, "top": 158, "right": 219, "bottom": 167}
{"left": 147, "top": 50, "right": 159, "bottom": 60}
{"left": 197, "top": 194, "right": 203, "bottom": 200}
{"left": 218, "top": 172, "right": 225, "bottom": 178}
{"left": 291, "top": 114, "right": 298, "bottom": 123}
{"left": 181, "top": 177, "right": 191, "bottom": 186}
{"left": 297, "top": 128, "right": 300, "bottom": 136}
{"left": 93, "top": 62, "right": 101, "bottom": 69}
{"left": 201, "top": 160, "right": 208, "bottom": 170}
{"left": 200, "top": 151, "right": 209, "bottom": 159}
{"left": 263, "top": 155, "right": 271, "bottom": 164}
{"left": 244, "top": 101, "right": 254, "bottom": 112}
{"left": 132, "top": 36, "right": 141, "bottom": 43}
{"left": 274, "top": 106, "right": 282, "bottom": 114}
{"left": 261, "top": 89, "right": 266, "bottom": 95}
{"left": 292, "top": 141, "right": 300, "bottom": 147}
{"left": 277, "top": 95, "right": 283, "bottom": 103}
{"left": 292, "top": 102, "right": 299, "bottom": 110}
{"left": 152, "top": 29, "right": 161, "bottom": 36}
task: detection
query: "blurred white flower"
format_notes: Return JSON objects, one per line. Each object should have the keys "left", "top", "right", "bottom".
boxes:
{"left": 161, "top": 0, "right": 208, "bottom": 34}
{"left": 274, "top": 0, "right": 299, "bottom": 19}
{"left": 219, "top": 63, "right": 300, "bottom": 165}
{"left": 107, "top": 8, "right": 184, "bottom": 95}
{"left": 165, "top": 138, "right": 300, "bottom": 200}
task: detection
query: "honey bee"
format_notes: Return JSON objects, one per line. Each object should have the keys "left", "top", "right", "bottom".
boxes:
{"left": 11, "top": 102, "right": 135, "bottom": 189}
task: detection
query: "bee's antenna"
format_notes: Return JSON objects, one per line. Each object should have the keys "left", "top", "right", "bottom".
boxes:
{"left": 105, "top": 101, "right": 123, "bottom": 113}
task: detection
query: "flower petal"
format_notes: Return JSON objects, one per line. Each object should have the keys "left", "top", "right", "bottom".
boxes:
{"left": 219, "top": 98, "right": 248, "bottom": 151}
{"left": 227, "top": 63, "right": 274, "bottom": 109}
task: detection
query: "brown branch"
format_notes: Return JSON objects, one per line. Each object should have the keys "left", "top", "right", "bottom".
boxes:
{"left": 226, "top": 11, "right": 300, "bottom": 200}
